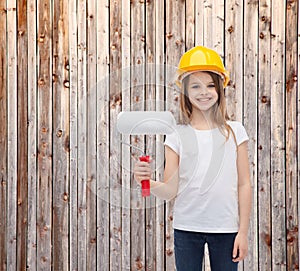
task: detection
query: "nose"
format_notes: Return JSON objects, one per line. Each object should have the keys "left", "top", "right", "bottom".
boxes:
{"left": 198, "top": 82, "right": 209, "bottom": 95}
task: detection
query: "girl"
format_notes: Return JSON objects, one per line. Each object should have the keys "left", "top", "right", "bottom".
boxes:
{"left": 134, "top": 46, "right": 252, "bottom": 271}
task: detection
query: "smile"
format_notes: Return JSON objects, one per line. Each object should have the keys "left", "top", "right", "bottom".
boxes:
{"left": 196, "top": 98, "right": 211, "bottom": 102}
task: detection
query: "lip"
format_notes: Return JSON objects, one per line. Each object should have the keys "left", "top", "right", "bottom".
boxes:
{"left": 196, "top": 97, "right": 212, "bottom": 102}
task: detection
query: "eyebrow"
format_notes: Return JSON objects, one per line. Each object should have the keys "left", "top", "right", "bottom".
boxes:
{"left": 190, "top": 81, "right": 214, "bottom": 85}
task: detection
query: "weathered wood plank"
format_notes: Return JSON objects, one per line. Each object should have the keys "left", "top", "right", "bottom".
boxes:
{"left": 69, "top": 0, "right": 78, "bottom": 269}
{"left": 87, "top": 0, "right": 97, "bottom": 269}
{"left": 195, "top": 0, "right": 204, "bottom": 45}
{"left": 257, "top": 1, "right": 272, "bottom": 270}
{"left": 203, "top": 0, "right": 224, "bottom": 52}
{"left": 77, "top": 0, "right": 87, "bottom": 269}
{"left": 37, "top": 0, "right": 52, "bottom": 269}
{"left": 130, "top": 0, "right": 146, "bottom": 269}
{"left": 37, "top": 11, "right": 53, "bottom": 268}
{"left": 109, "top": 0, "right": 122, "bottom": 270}
{"left": 0, "top": 0, "right": 7, "bottom": 270}
{"left": 203, "top": 0, "right": 214, "bottom": 48}
{"left": 270, "top": 1, "right": 286, "bottom": 270}
{"left": 0, "top": 1, "right": 299, "bottom": 270}
{"left": 97, "top": 0, "right": 110, "bottom": 270}
{"left": 210, "top": 0, "right": 224, "bottom": 52}
{"left": 165, "top": 0, "right": 185, "bottom": 269}
{"left": 16, "top": 0, "right": 28, "bottom": 270}
{"left": 186, "top": 0, "right": 195, "bottom": 49}
{"left": 52, "top": 0, "right": 69, "bottom": 270}
{"left": 121, "top": 0, "right": 131, "bottom": 269}
{"left": 225, "top": 0, "right": 243, "bottom": 122}
{"left": 298, "top": 2, "right": 300, "bottom": 265}
{"left": 27, "top": 0, "right": 37, "bottom": 269}
{"left": 285, "top": 1, "right": 299, "bottom": 270}
{"left": 243, "top": 1, "right": 259, "bottom": 270}
{"left": 213, "top": 0, "right": 225, "bottom": 53}
{"left": 145, "top": 0, "right": 157, "bottom": 269}
{"left": 155, "top": 0, "right": 165, "bottom": 269}
{"left": 6, "top": 0, "right": 17, "bottom": 269}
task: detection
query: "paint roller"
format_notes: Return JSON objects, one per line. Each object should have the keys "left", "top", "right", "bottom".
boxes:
{"left": 117, "top": 111, "right": 176, "bottom": 197}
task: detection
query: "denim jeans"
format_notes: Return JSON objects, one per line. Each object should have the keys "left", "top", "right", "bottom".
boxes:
{"left": 174, "top": 229, "right": 238, "bottom": 271}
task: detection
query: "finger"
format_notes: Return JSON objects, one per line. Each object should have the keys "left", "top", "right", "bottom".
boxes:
{"left": 134, "top": 168, "right": 151, "bottom": 175}
{"left": 138, "top": 161, "right": 150, "bottom": 166}
{"left": 134, "top": 176, "right": 147, "bottom": 185}
{"left": 134, "top": 171, "right": 151, "bottom": 179}
{"left": 232, "top": 250, "right": 246, "bottom": 262}
{"left": 232, "top": 256, "right": 243, "bottom": 262}
{"left": 232, "top": 257, "right": 240, "bottom": 263}
{"left": 135, "top": 171, "right": 150, "bottom": 178}
{"left": 133, "top": 165, "right": 151, "bottom": 173}
{"left": 232, "top": 243, "right": 238, "bottom": 260}
{"left": 134, "top": 163, "right": 151, "bottom": 171}
{"left": 136, "top": 161, "right": 150, "bottom": 166}
{"left": 135, "top": 174, "right": 151, "bottom": 180}
{"left": 232, "top": 251, "right": 240, "bottom": 262}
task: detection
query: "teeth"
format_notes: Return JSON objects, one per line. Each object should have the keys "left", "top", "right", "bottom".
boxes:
{"left": 197, "top": 98, "right": 210, "bottom": 102}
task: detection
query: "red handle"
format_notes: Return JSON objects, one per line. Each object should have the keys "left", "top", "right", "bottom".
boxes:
{"left": 139, "top": 155, "right": 150, "bottom": 197}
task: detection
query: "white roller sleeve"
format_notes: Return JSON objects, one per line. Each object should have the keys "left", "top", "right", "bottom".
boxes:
{"left": 117, "top": 111, "right": 176, "bottom": 135}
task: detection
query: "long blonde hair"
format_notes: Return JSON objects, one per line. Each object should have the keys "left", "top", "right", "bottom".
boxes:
{"left": 179, "top": 71, "right": 236, "bottom": 143}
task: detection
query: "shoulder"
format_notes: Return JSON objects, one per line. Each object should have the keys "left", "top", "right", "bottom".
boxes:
{"left": 165, "top": 124, "right": 192, "bottom": 145}
{"left": 226, "top": 120, "right": 249, "bottom": 145}
{"left": 226, "top": 120, "right": 246, "bottom": 132}
{"left": 165, "top": 124, "right": 188, "bottom": 155}
{"left": 168, "top": 124, "right": 189, "bottom": 135}
{"left": 226, "top": 120, "right": 244, "bottom": 128}
{"left": 165, "top": 124, "right": 186, "bottom": 141}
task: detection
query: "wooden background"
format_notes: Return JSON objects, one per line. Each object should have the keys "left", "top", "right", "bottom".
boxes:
{"left": 0, "top": 0, "right": 299, "bottom": 270}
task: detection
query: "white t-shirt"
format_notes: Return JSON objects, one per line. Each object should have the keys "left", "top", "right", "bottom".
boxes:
{"left": 164, "top": 121, "right": 249, "bottom": 233}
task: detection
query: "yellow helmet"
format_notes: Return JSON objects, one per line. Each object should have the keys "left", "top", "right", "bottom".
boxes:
{"left": 177, "top": 46, "right": 230, "bottom": 87}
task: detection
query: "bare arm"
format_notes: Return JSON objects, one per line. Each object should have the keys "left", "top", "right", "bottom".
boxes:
{"left": 133, "top": 145, "right": 179, "bottom": 200}
{"left": 232, "top": 141, "right": 252, "bottom": 262}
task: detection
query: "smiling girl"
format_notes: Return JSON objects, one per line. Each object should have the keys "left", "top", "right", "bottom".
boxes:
{"left": 134, "top": 46, "right": 252, "bottom": 271}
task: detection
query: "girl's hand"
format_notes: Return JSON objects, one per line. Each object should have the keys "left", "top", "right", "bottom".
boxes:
{"left": 133, "top": 161, "right": 151, "bottom": 185}
{"left": 232, "top": 232, "right": 248, "bottom": 262}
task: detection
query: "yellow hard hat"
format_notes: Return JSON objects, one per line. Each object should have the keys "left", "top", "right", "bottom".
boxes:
{"left": 177, "top": 46, "right": 230, "bottom": 87}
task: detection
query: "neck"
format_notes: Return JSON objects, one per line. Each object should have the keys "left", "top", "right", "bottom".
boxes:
{"left": 190, "top": 108, "right": 216, "bottom": 129}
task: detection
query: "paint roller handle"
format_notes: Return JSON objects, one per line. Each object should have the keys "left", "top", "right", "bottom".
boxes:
{"left": 139, "top": 155, "right": 151, "bottom": 197}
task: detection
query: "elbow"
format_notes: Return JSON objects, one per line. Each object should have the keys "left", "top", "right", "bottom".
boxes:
{"left": 166, "top": 185, "right": 179, "bottom": 201}
{"left": 164, "top": 192, "right": 177, "bottom": 201}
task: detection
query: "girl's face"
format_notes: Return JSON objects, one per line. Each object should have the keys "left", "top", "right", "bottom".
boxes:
{"left": 186, "top": 71, "right": 218, "bottom": 112}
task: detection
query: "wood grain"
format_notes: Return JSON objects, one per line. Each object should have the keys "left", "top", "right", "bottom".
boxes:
{"left": 285, "top": 1, "right": 299, "bottom": 270}
{"left": 0, "top": 1, "right": 299, "bottom": 270}
{"left": 270, "top": 1, "right": 286, "bottom": 270}
{"left": 0, "top": 0, "right": 7, "bottom": 269}
{"left": 27, "top": 0, "right": 37, "bottom": 269}
{"left": 243, "top": 1, "right": 259, "bottom": 270}
{"left": 17, "top": 0, "right": 28, "bottom": 270}
{"left": 37, "top": 0, "right": 52, "bottom": 269}
{"left": 52, "top": 0, "right": 69, "bottom": 269}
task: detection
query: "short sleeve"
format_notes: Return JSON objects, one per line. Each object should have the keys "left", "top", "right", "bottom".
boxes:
{"left": 235, "top": 122, "right": 249, "bottom": 146}
{"left": 164, "top": 131, "right": 180, "bottom": 155}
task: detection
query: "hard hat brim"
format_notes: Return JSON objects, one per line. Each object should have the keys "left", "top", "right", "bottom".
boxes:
{"left": 177, "top": 68, "right": 230, "bottom": 88}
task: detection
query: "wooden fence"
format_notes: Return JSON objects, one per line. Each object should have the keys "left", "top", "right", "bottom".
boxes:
{"left": 0, "top": 0, "right": 299, "bottom": 270}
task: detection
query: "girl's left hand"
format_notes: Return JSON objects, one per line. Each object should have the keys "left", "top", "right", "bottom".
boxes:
{"left": 232, "top": 232, "right": 248, "bottom": 262}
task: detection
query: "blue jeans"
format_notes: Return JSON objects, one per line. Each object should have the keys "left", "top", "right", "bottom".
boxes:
{"left": 174, "top": 229, "right": 238, "bottom": 271}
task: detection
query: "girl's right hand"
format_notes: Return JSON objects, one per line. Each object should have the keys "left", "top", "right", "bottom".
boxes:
{"left": 133, "top": 160, "right": 151, "bottom": 185}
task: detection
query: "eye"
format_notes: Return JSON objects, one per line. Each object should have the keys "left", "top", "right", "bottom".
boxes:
{"left": 191, "top": 85, "right": 200, "bottom": 89}
{"left": 207, "top": 84, "right": 215, "bottom": 88}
